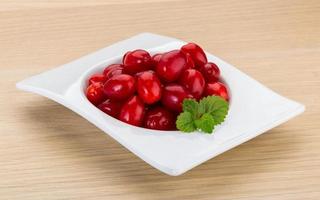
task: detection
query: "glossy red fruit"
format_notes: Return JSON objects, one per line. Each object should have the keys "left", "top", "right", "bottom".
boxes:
{"left": 144, "top": 107, "right": 176, "bottom": 130}
{"left": 86, "top": 82, "right": 106, "bottom": 105}
{"left": 88, "top": 74, "right": 107, "bottom": 85}
{"left": 151, "top": 53, "right": 162, "bottom": 66}
{"left": 103, "top": 64, "right": 123, "bottom": 76}
{"left": 137, "top": 71, "right": 162, "bottom": 104}
{"left": 161, "top": 84, "right": 190, "bottom": 112}
{"left": 98, "top": 99, "right": 123, "bottom": 118}
{"left": 103, "top": 74, "right": 136, "bottom": 100}
{"left": 204, "top": 82, "right": 229, "bottom": 101}
{"left": 156, "top": 50, "right": 188, "bottom": 82}
{"left": 179, "top": 69, "right": 205, "bottom": 100}
{"left": 181, "top": 43, "right": 207, "bottom": 67}
{"left": 105, "top": 67, "right": 123, "bottom": 80}
{"left": 119, "top": 96, "right": 145, "bottom": 126}
{"left": 199, "top": 62, "right": 220, "bottom": 82}
{"left": 123, "top": 50, "right": 152, "bottom": 74}
{"left": 185, "top": 52, "right": 195, "bottom": 68}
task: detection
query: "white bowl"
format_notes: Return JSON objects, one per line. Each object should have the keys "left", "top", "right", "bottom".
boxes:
{"left": 16, "top": 33, "right": 305, "bottom": 176}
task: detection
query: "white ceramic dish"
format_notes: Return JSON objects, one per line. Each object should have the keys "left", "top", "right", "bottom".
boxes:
{"left": 16, "top": 33, "right": 305, "bottom": 176}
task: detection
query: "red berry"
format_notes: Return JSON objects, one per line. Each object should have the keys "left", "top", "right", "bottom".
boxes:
{"left": 179, "top": 69, "right": 205, "bottom": 100}
{"left": 161, "top": 84, "right": 190, "bottom": 112}
{"left": 88, "top": 74, "right": 107, "bottom": 85}
{"left": 123, "top": 50, "right": 152, "bottom": 74}
{"left": 119, "top": 96, "right": 145, "bottom": 126}
{"left": 199, "top": 62, "right": 220, "bottom": 82}
{"left": 103, "top": 64, "right": 123, "bottom": 76}
{"left": 204, "top": 82, "right": 229, "bottom": 101}
{"left": 98, "top": 99, "right": 123, "bottom": 119}
{"left": 85, "top": 44, "right": 230, "bottom": 131}
{"left": 144, "top": 107, "right": 176, "bottom": 130}
{"left": 103, "top": 74, "right": 136, "bottom": 100}
{"left": 86, "top": 82, "right": 106, "bottom": 105}
{"left": 137, "top": 71, "right": 162, "bottom": 104}
{"left": 185, "top": 52, "right": 195, "bottom": 68}
{"left": 151, "top": 53, "right": 162, "bottom": 66}
{"left": 156, "top": 50, "right": 188, "bottom": 82}
{"left": 103, "top": 64, "right": 124, "bottom": 80}
{"left": 181, "top": 43, "right": 207, "bottom": 67}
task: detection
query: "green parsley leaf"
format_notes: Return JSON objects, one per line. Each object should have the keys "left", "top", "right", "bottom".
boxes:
{"left": 199, "top": 96, "right": 229, "bottom": 125}
{"left": 176, "top": 95, "right": 229, "bottom": 134}
{"left": 194, "top": 113, "right": 215, "bottom": 133}
{"left": 176, "top": 112, "right": 196, "bottom": 132}
{"left": 182, "top": 99, "right": 199, "bottom": 118}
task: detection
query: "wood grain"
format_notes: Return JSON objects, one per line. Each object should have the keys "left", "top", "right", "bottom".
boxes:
{"left": 0, "top": 0, "right": 319, "bottom": 199}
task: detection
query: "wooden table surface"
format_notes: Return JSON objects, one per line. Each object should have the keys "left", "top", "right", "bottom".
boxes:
{"left": 1, "top": 0, "right": 320, "bottom": 199}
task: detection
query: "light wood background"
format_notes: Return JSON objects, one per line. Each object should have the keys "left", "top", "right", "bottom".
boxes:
{"left": 0, "top": 0, "right": 319, "bottom": 199}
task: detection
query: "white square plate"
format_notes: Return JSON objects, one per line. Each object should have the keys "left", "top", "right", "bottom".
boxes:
{"left": 16, "top": 33, "right": 305, "bottom": 176}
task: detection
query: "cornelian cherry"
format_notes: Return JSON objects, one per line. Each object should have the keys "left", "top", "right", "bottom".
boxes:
{"left": 144, "top": 107, "right": 176, "bottom": 130}
{"left": 181, "top": 43, "right": 207, "bottom": 67}
{"left": 103, "top": 64, "right": 123, "bottom": 80}
{"left": 88, "top": 74, "right": 107, "bottom": 85}
{"left": 86, "top": 82, "right": 106, "bottom": 105}
{"left": 185, "top": 52, "right": 195, "bottom": 68}
{"left": 86, "top": 43, "right": 230, "bottom": 130}
{"left": 179, "top": 69, "right": 205, "bottom": 100}
{"left": 151, "top": 53, "right": 162, "bottom": 66}
{"left": 156, "top": 50, "right": 188, "bottom": 82}
{"left": 161, "top": 84, "right": 190, "bottom": 112}
{"left": 199, "top": 62, "right": 220, "bottom": 82}
{"left": 119, "top": 96, "right": 145, "bottom": 126}
{"left": 123, "top": 50, "right": 152, "bottom": 74}
{"left": 137, "top": 71, "right": 162, "bottom": 104}
{"left": 103, "top": 64, "right": 123, "bottom": 76}
{"left": 204, "top": 82, "right": 229, "bottom": 101}
{"left": 98, "top": 99, "right": 123, "bottom": 118}
{"left": 103, "top": 74, "right": 136, "bottom": 100}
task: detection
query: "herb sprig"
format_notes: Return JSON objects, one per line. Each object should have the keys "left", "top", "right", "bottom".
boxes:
{"left": 176, "top": 96, "right": 229, "bottom": 133}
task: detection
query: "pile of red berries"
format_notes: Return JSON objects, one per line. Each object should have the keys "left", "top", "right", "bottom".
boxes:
{"left": 86, "top": 43, "right": 229, "bottom": 130}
